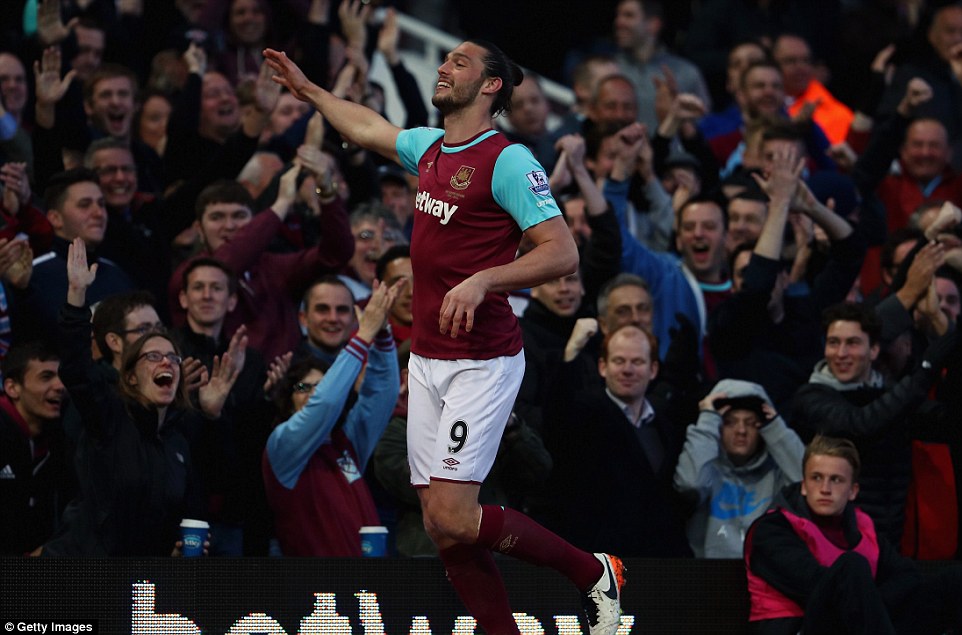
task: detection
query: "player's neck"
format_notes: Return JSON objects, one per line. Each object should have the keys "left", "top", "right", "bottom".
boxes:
{"left": 442, "top": 106, "right": 494, "bottom": 145}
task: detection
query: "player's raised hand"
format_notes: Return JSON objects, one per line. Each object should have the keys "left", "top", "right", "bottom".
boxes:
{"left": 263, "top": 49, "right": 316, "bottom": 102}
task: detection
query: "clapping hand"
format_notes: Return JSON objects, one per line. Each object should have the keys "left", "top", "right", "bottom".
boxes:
{"left": 263, "top": 351, "right": 293, "bottom": 396}
{"left": 358, "top": 278, "right": 405, "bottom": 341}
{"left": 0, "top": 237, "right": 32, "bottom": 289}
{"left": 198, "top": 352, "right": 241, "bottom": 418}
{"left": 0, "top": 162, "right": 31, "bottom": 213}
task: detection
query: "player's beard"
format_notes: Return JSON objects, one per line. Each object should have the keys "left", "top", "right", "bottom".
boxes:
{"left": 432, "top": 76, "right": 485, "bottom": 117}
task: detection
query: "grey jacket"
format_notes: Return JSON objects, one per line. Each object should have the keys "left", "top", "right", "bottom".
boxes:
{"left": 674, "top": 382, "right": 804, "bottom": 558}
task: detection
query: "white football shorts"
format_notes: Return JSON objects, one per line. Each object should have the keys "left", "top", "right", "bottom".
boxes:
{"left": 406, "top": 351, "right": 525, "bottom": 486}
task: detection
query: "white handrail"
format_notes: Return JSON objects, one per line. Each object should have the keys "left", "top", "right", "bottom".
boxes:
{"left": 394, "top": 12, "right": 573, "bottom": 107}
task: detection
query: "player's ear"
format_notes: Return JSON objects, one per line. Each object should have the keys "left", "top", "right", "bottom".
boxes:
{"left": 482, "top": 76, "right": 502, "bottom": 95}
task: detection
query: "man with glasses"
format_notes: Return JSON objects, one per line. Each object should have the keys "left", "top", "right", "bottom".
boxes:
{"left": 84, "top": 136, "right": 253, "bottom": 319}
{"left": 84, "top": 138, "right": 176, "bottom": 318}
{"left": 91, "top": 290, "right": 164, "bottom": 371}
{"left": 52, "top": 290, "right": 164, "bottom": 443}
{"left": 340, "top": 204, "right": 405, "bottom": 302}
{"left": 772, "top": 34, "right": 852, "bottom": 145}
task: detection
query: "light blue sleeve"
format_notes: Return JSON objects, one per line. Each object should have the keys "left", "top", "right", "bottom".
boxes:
{"left": 396, "top": 127, "right": 445, "bottom": 176}
{"left": 342, "top": 342, "right": 400, "bottom": 473}
{"left": 492, "top": 144, "right": 561, "bottom": 231}
{"left": 265, "top": 341, "right": 367, "bottom": 489}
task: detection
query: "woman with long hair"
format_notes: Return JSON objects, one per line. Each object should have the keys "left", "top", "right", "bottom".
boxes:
{"left": 41, "top": 239, "right": 239, "bottom": 556}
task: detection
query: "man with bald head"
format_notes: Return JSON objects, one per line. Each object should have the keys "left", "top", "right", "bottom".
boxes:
{"left": 878, "top": 3, "right": 962, "bottom": 169}
{"left": 854, "top": 78, "right": 962, "bottom": 293}
{"left": 881, "top": 118, "right": 962, "bottom": 228}
{"left": 588, "top": 74, "right": 639, "bottom": 130}
{"left": 540, "top": 323, "right": 691, "bottom": 557}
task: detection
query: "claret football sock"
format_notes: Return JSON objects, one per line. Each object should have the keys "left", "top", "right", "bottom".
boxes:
{"left": 476, "top": 504, "right": 603, "bottom": 591}
{"left": 439, "top": 542, "right": 521, "bottom": 635}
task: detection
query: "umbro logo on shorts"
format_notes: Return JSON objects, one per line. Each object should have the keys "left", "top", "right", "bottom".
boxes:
{"left": 442, "top": 458, "right": 460, "bottom": 466}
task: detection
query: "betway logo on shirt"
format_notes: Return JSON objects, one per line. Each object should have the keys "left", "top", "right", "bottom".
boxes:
{"left": 415, "top": 190, "right": 458, "bottom": 225}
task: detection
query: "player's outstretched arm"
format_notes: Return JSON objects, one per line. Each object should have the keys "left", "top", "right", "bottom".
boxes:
{"left": 263, "top": 48, "right": 402, "bottom": 163}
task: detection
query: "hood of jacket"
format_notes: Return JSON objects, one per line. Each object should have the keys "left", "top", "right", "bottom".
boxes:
{"left": 808, "top": 360, "right": 884, "bottom": 392}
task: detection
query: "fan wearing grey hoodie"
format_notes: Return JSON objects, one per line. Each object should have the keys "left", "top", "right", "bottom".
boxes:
{"left": 675, "top": 379, "right": 804, "bottom": 558}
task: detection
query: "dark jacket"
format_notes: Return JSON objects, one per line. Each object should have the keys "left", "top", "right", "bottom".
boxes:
{"left": 172, "top": 325, "right": 275, "bottom": 554}
{"left": 42, "top": 304, "right": 207, "bottom": 556}
{"left": 0, "top": 396, "right": 75, "bottom": 555}
{"left": 163, "top": 73, "right": 260, "bottom": 187}
{"left": 516, "top": 298, "right": 598, "bottom": 434}
{"left": 709, "top": 232, "right": 865, "bottom": 412}
{"left": 538, "top": 360, "right": 692, "bottom": 557}
{"left": 10, "top": 237, "right": 134, "bottom": 346}
{"left": 789, "top": 358, "right": 942, "bottom": 545}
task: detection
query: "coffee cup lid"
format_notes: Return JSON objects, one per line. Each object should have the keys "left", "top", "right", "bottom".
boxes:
{"left": 180, "top": 518, "right": 210, "bottom": 529}
{"left": 359, "top": 526, "right": 388, "bottom": 534}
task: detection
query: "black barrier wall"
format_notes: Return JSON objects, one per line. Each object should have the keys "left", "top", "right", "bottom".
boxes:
{"left": 0, "top": 558, "right": 752, "bottom": 634}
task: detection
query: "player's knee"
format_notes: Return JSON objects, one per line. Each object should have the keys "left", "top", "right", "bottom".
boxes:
{"left": 422, "top": 514, "right": 443, "bottom": 544}
{"left": 422, "top": 504, "right": 476, "bottom": 544}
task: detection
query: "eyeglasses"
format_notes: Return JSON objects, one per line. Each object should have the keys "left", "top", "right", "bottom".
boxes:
{"left": 123, "top": 323, "right": 164, "bottom": 337}
{"left": 95, "top": 165, "right": 136, "bottom": 177}
{"left": 137, "top": 351, "right": 183, "bottom": 365}
{"left": 356, "top": 229, "right": 403, "bottom": 242}
{"left": 293, "top": 381, "right": 318, "bottom": 393}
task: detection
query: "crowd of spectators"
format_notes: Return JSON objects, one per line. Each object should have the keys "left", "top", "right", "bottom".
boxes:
{"left": 1, "top": 0, "right": 961, "bottom": 571}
